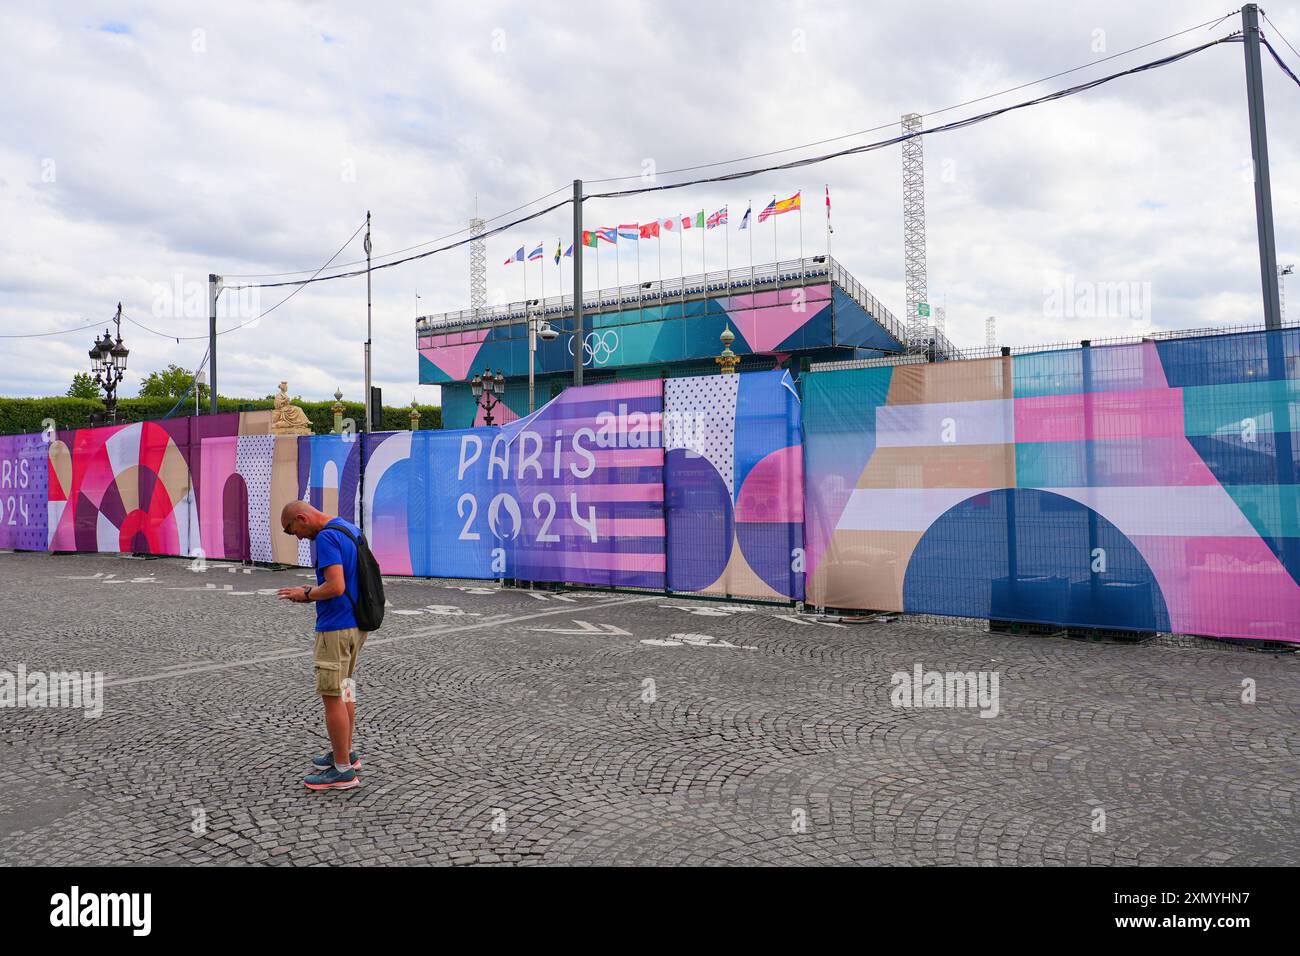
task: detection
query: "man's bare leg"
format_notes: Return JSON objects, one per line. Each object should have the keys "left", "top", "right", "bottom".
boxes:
{"left": 323, "top": 696, "right": 350, "bottom": 765}
{"left": 346, "top": 700, "right": 356, "bottom": 758}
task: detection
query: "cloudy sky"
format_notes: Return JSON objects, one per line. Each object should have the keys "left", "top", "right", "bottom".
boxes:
{"left": 1, "top": 1, "right": 1297, "bottom": 405}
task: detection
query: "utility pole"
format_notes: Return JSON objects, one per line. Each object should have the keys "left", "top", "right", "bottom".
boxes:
{"left": 572, "top": 179, "right": 584, "bottom": 387}
{"left": 364, "top": 211, "right": 373, "bottom": 431}
{"left": 208, "top": 274, "right": 220, "bottom": 414}
{"left": 1281, "top": 264, "right": 1294, "bottom": 322}
{"left": 1242, "top": 4, "right": 1282, "bottom": 330}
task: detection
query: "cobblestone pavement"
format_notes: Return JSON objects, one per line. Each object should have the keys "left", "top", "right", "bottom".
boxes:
{"left": 1, "top": 551, "right": 1297, "bottom": 866}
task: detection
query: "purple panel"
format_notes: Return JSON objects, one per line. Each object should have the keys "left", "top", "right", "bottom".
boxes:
{"left": 0, "top": 434, "right": 49, "bottom": 551}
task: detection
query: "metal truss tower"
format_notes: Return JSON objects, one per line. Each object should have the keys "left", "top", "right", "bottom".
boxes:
{"left": 901, "top": 113, "right": 929, "bottom": 353}
{"left": 934, "top": 305, "right": 946, "bottom": 337}
{"left": 469, "top": 216, "right": 487, "bottom": 319}
{"left": 985, "top": 316, "right": 997, "bottom": 349}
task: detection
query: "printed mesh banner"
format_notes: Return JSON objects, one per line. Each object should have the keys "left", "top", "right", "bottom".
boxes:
{"left": 804, "top": 329, "right": 1300, "bottom": 642}
{"left": 503, "top": 378, "right": 665, "bottom": 589}
{"left": 664, "top": 369, "right": 804, "bottom": 600}
{"left": 362, "top": 378, "right": 665, "bottom": 587}
{"left": 362, "top": 428, "right": 500, "bottom": 578}
{"left": 0, "top": 433, "right": 49, "bottom": 551}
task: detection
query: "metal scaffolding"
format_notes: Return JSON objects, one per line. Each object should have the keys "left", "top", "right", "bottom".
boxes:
{"left": 901, "top": 112, "right": 929, "bottom": 354}
{"left": 469, "top": 216, "right": 486, "bottom": 320}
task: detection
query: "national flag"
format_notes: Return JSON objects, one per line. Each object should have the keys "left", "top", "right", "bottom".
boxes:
{"left": 661, "top": 217, "right": 675, "bottom": 232}
{"left": 695, "top": 210, "right": 705, "bottom": 229}
{"left": 563, "top": 243, "right": 574, "bottom": 258}
{"left": 527, "top": 243, "right": 544, "bottom": 261}
{"left": 639, "top": 221, "right": 660, "bottom": 239}
{"left": 503, "top": 246, "right": 525, "bottom": 264}
{"left": 706, "top": 206, "right": 728, "bottom": 229}
{"left": 582, "top": 230, "right": 599, "bottom": 247}
{"left": 618, "top": 224, "right": 639, "bottom": 241}
{"left": 739, "top": 204, "right": 752, "bottom": 230}
{"left": 757, "top": 199, "right": 777, "bottom": 223}
{"left": 554, "top": 239, "right": 563, "bottom": 264}
{"left": 825, "top": 185, "right": 833, "bottom": 234}
{"left": 774, "top": 191, "right": 801, "bottom": 215}
{"left": 596, "top": 227, "right": 617, "bottom": 244}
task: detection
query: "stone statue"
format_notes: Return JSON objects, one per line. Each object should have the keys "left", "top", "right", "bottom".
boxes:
{"left": 271, "top": 381, "right": 314, "bottom": 435}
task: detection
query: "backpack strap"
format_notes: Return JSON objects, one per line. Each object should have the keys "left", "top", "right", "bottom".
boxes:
{"left": 324, "top": 524, "right": 363, "bottom": 620}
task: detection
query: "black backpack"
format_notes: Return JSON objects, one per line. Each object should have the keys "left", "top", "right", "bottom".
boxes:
{"left": 330, "top": 525, "right": 386, "bottom": 632}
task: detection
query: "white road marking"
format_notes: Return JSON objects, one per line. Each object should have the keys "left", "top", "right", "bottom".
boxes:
{"left": 98, "top": 595, "right": 658, "bottom": 688}
{"left": 640, "top": 632, "right": 757, "bottom": 650}
{"left": 525, "top": 620, "right": 632, "bottom": 637}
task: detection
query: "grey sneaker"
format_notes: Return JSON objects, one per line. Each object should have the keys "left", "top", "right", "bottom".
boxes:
{"left": 304, "top": 765, "right": 360, "bottom": 791}
{"left": 312, "top": 751, "right": 361, "bottom": 770}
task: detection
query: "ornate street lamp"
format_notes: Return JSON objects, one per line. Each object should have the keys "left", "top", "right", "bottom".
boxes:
{"left": 471, "top": 367, "right": 506, "bottom": 426}
{"left": 715, "top": 325, "right": 740, "bottom": 374}
{"left": 90, "top": 303, "right": 130, "bottom": 424}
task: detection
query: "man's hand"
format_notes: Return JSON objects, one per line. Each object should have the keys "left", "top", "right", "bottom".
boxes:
{"left": 277, "top": 587, "right": 309, "bottom": 603}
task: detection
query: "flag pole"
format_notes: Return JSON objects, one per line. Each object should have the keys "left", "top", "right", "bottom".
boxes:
{"left": 724, "top": 206, "right": 730, "bottom": 277}
{"left": 678, "top": 214, "right": 685, "bottom": 312}
{"left": 825, "top": 184, "right": 832, "bottom": 262}
{"left": 614, "top": 231, "right": 621, "bottom": 313}
{"left": 748, "top": 201, "right": 755, "bottom": 298}
{"left": 700, "top": 210, "right": 706, "bottom": 278}
{"left": 657, "top": 221, "right": 663, "bottom": 289}
{"left": 764, "top": 195, "right": 774, "bottom": 274}
{"left": 635, "top": 225, "right": 642, "bottom": 327}
{"left": 798, "top": 190, "right": 804, "bottom": 269}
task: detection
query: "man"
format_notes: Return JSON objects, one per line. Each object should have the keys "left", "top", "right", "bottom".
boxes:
{"left": 277, "top": 500, "right": 366, "bottom": 791}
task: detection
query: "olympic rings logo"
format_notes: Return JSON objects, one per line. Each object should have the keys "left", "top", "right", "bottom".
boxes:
{"left": 567, "top": 330, "right": 619, "bottom": 366}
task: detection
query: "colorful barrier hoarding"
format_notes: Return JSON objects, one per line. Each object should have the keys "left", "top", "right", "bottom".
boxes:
{"left": 664, "top": 369, "right": 804, "bottom": 600}
{"left": 0, "top": 433, "right": 49, "bottom": 551}
{"left": 13, "top": 329, "right": 1297, "bottom": 644}
{"left": 506, "top": 379, "right": 665, "bottom": 589}
{"left": 363, "top": 379, "right": 666, "bottom": 589}
{"left": 804, "top": 330, "right": 1300, "bottom": 643}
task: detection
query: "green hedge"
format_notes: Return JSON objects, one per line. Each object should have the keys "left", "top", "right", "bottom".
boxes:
{"left": 0, "top": 396, "right": 441, "bottom": 436}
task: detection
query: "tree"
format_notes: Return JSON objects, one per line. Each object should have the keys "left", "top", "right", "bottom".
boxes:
{"left": 67, "top": 372, "right": 101, "bottom": 400}
{"left": 138, "top": 364, "right": 207, "bottom": 402}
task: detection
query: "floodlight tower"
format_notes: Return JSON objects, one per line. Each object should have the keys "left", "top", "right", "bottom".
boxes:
{"left": 469, "top": 215, "right": 487, "bottom": 320}
{"left": 901, "top": 113, "right": 929, "bottom": 354}
{"left": 986, "top": 316, "right": 996, "bottom": 349}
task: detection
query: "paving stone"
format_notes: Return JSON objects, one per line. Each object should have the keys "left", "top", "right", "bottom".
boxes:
{"left": 0, "top": 552, "right": 1296, "bottom": 866}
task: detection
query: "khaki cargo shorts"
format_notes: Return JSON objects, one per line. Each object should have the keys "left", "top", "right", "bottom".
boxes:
{"left": 313, "top": 627, "right": 367, "bottom": 698}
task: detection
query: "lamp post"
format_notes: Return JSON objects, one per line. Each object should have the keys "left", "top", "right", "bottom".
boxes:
{"left": 470, "top": 368, "right": 506, "bottom": 426}
{"left": 89, "top": 302, "right": 130, "bottom": 424}
{"left": 715, "top": 325, "right": 740, "bottom": 374}
{"left": 527, "top": 299, "right": 558, "bottom": 413}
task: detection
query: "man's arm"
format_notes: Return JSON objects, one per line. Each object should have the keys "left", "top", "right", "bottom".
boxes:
{"left": 277, "top": 565, "right": 346, "bottom": 602}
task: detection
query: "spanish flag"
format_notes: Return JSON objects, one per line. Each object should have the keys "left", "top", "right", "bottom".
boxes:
{"left": 774, "top": 190, "right": 801, "bottom": 215}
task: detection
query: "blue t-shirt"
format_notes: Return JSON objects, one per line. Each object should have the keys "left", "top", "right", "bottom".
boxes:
{"left": 314, "top": 517, "right": 361, "bottom": 631}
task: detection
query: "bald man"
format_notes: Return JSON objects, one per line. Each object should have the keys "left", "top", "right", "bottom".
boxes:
{"left": 277, "top": 500, "right": 366, "bottom": 791}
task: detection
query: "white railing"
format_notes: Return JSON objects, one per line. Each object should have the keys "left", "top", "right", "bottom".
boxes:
{"left": 415, "top": 256, "right": 907, "bottom": 348}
